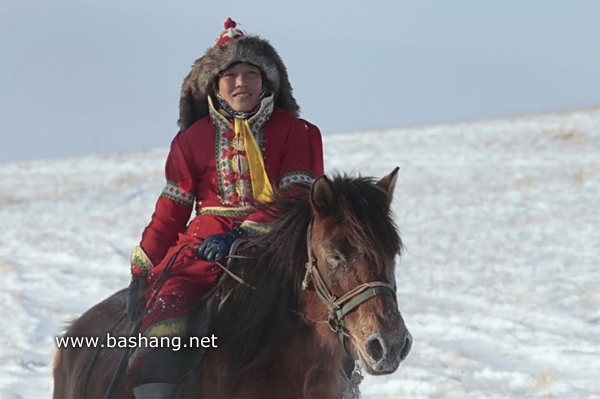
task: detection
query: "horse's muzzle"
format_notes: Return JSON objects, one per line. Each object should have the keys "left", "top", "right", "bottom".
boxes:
{"left": 362, "top": 328, "right": 412, "bottom": 375}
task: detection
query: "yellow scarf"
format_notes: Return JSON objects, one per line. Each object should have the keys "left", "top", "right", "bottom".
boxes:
{"left": 234, "top": 118, "right": 273, "bottom": 202}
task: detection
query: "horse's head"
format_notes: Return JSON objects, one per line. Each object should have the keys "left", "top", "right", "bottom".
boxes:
{"left": 303, "top": 167, "right": 412, "bottom": 375}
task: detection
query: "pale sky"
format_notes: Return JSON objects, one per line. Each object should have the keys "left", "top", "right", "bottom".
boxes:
{"left": 1, "top": 0, "right": 599, "bottom": 162}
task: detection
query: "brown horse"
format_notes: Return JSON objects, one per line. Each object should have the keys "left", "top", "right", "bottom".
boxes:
{"left": 53, "top": 169, "right": 412, "bottom": 399}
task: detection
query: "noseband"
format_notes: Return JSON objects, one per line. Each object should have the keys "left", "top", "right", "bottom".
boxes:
{"left": 301, "top": 222, "right": 397, "bottom": 358}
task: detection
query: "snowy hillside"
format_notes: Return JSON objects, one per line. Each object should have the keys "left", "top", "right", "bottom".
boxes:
{"left": 1, "top": 108, "right": 599, "bottom": 398}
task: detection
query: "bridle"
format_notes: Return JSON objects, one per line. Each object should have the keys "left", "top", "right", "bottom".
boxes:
{"left": 301, "top": 222, "right": 397, "bottom": 358}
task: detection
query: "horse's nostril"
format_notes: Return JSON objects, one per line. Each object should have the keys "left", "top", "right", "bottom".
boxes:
{"left": 400, "top": 331, "right": 412, "bottom": 361}
{"left": 366, "top": 335, "right": 385, "bottom": 362}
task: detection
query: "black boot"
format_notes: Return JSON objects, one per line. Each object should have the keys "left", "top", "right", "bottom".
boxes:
{"left": 133, "top": 382, "right": 177, "bottom": 399}
{"left": 134, "top": 347, "right": 196, "bottom": 398}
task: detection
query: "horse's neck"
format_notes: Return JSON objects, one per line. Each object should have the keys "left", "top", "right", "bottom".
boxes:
{"left": 273, "top": 324, "right": 346, "bottom": 399}
{"left": 198, "top": 322, "right": 345, "bottom": 399}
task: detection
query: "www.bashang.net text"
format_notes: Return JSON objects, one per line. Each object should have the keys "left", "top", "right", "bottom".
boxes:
{"left": 55, "top": 333, "right": 218, "bottom": 351}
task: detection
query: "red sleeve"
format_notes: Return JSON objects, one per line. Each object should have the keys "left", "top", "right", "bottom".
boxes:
{"left": 302, "top": 119, "right": 324, "bottom": 176}
{"left": 241, "top": 120, "right": 324, "bottom": 232}
{"left": 138, "top": 135, "right": 196, "bottom": 266}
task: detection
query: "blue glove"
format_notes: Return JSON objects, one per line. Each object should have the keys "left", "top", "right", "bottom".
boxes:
{"left": 197, "top": 227, "right": 246, "bottom": 262}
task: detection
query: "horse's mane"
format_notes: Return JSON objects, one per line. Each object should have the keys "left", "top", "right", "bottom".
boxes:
{"left": 212, "top": 174, "right": 403, "bottom": 374}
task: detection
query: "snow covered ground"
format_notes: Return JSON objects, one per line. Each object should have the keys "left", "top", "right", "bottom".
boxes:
{"left": 1, "top": 107, "right": 599, "bottom": 398}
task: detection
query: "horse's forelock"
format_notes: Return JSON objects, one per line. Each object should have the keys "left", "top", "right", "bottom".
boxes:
{"left": 331, "top": 175, "right": 402, "bottom": 263}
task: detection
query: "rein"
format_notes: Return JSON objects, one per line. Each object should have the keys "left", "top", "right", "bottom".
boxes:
{"left": 301, "top": 222, "right": 397, "bottom": 358}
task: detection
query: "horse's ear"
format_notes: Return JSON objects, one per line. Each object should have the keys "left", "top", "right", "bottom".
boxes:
{"left": 376, "top": 167, "right": 400, "bottom": 206}
{"left": 310, "top": 175, "right": 336, "bottom": 218}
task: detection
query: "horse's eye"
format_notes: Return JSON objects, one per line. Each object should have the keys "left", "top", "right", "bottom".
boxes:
{"left": 326, "top": 252, "right": 346, "bottom": 268}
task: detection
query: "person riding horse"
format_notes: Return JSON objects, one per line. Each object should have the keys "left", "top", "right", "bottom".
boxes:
{"left": 53, "top": 170, "right": 412, "bottom": 399}
{"left": 126, "top": 18, "right": 324, "bottom": 398}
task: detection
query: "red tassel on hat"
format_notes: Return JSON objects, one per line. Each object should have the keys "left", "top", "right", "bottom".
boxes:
{"left": 224, "top": 17, "right": 236, "bottom": 29}
{"left": 214, "top": 17, "right": 245, "bottom": 47}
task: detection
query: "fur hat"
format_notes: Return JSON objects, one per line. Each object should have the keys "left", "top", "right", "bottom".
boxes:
{"left": 178, "top": 18, "right": 300, "bottom": 130}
